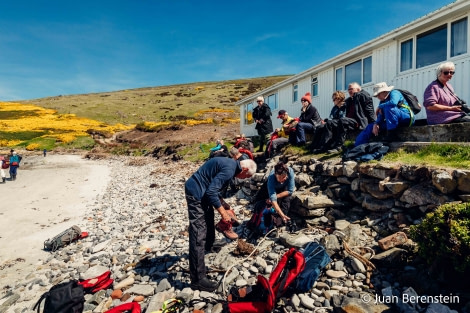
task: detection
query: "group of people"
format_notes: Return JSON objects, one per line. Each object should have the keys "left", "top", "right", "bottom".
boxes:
{"left": 183, "top": 60, "right": 469, "bottom": 293}
{"left": 0, "top": 149, "right": 21, "bottom": 183}
{"left": 255, "top": 61, "right": 469, "bottom": 158}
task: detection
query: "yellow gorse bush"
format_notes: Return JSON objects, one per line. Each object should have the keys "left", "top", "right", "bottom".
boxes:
{"left": 0, "top": 102, "right": 134, "bottom": 147}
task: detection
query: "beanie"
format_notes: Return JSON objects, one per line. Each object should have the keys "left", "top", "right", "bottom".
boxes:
{"left": 301, "top": 92, "right": 311, "bottom": 104}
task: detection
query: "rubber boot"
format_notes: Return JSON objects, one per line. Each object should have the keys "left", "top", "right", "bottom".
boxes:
{"left": 1, "top": 177, "right": 5, "bottom": 183}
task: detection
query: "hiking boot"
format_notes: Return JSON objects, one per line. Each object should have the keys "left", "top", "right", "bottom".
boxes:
{"left": 190, "top": 277, "right": 217, "bottom": 292}
{"left": 215, "top": 219, "right": 238, "bottom": 240}
{"left": 225, "top": 209, "right": 240, "bottom": 227}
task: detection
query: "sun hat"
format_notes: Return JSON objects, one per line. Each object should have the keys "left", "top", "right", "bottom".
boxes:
{"left": 372, "top": 82, "right": 394, "bottom": 97}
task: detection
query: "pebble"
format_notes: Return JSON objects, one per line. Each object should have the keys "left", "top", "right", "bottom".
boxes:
{"left": 0, "top": 156, "right": 460, "bottom": 313}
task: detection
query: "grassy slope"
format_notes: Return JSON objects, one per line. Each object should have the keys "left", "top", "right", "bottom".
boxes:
{"left": 17, "top": 76, "right": 291, "bottom": 125}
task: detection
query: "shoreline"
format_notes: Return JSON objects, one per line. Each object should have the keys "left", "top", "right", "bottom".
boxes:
{"left": 0, "top": 153, "right": 111, "bottom": 285}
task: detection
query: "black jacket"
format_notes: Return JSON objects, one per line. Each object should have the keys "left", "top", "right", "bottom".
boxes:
{"left": 300, "top": 103, "right": 322, "bottom": 126}
{"left": 345, "top": 90, "right": 375, "bottom": 129}
{"left": 253, "top": 103, "right": 273, "bottom": 133}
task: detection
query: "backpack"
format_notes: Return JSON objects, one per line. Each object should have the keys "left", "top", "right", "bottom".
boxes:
{"left": 0, "top": 156, "right": 8, "bottom": 169}
{"left": 246, "top": 202, "right": 282, "bottom": 243}
{"left": 44, "top": 225, "right": 87, "bottom": 252}
{"left": 396, "top": 89, "right": 422, "bottom": 115}
{"left": 225, "top": 248, "right": 305, "bottom": 313}
{"left": 33, "top": 280, "right": 85, "bottom": 313}
{"left": 342, "top": 142, "right": 389, "bottom": 162}
{"left": 291, "top": 242, "right": 331, "bottom": 293}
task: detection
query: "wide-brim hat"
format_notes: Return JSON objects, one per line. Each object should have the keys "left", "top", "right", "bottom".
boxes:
{"left": 373, "top": 82, "right": 394, "bottom": 97}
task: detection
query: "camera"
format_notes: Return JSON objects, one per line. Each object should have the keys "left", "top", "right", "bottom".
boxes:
{"left": 454, "top": 99, "right": 470, "bottom": 114}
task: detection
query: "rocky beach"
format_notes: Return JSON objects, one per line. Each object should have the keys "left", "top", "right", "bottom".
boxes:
{"left": 0, "top": 153, "right": 466, "bottom": 313}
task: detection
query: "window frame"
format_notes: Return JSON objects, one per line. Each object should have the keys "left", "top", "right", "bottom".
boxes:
{"left": 399, "top": 17, "right": 469, "bottom": 72}
{"left": 293, "top": 83, "right": 298, "bottom": 102}
{"left": 266, "top": 93, "right": 278, "bottom": 110}
{"left": 311, "top": 77, "right": 318, "bottom": 97}
{"left": 336, "top": 55, "right": 373, "bottom": 90}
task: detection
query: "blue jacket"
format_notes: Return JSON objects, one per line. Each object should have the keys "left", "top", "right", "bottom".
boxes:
{"left": 267, "top": 167, "right": 295, "bottom": 202}
{"left": 185, "top": 157, "right": 241, "bottom": 208}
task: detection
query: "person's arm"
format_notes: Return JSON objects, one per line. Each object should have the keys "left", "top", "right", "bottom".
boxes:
{"left": 423, "top": 84, "right": 461, "bottom": 112}
{"left": 267, "top": 175, "right": 289, "bottom": 221}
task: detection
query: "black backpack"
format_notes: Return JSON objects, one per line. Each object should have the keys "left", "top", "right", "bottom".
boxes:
{"left": 396, "top": 89, "right": 422, "bottom": 115}
{"left": 34, "top": 280, "right": 84, "bottom": 313}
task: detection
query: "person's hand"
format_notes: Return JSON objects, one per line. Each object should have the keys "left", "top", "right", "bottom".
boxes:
{"left": 281, "top": 214, "right": 290, "bottom": 223}
{"left": 265, "top": 199, "right": 272, "bottom": 206}
{"left": 451, "top": 105, "right": 462, "bottom": 112}
{"left": 372, "top": 124, "right": 380, "bottom": 136}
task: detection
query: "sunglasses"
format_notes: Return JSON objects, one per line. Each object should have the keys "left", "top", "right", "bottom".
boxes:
{"left": 443, "top": 71, "right": 455, "bottom": 75}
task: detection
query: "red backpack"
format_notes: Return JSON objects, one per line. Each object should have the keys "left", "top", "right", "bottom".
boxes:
{"left": 225, "top": 248, "right": 305, "bottom": 313}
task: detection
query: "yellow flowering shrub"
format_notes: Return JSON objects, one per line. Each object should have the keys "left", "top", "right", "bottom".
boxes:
{"left": 0, "top": 102, "right": 134, "bottom": 148}
{"left": 26, "top": 143, "right": 41, "bottom": 151}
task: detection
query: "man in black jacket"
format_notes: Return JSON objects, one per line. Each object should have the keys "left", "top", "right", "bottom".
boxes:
{"left": 185, "top": 157, "right": 257, "bottom": 291}
{"left": 344, "top": 82, "right": 375, "bottom": 129}
{"left": 252, "top": 96, "right": 273, "bottom": 152}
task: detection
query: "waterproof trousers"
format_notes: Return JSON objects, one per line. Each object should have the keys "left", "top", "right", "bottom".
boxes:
{"left": 185, "top": 190, "right": 215, "bottom": 283}
{"left": 290, "top": 122, "right": 315, "bottom": 145}
{"left": 355, "top": 106, "right": 411, "bottom": 146}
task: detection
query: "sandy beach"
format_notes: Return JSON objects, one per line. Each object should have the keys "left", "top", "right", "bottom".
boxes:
{"left": 0, "top": 153, "right": 111, "bottom": 284}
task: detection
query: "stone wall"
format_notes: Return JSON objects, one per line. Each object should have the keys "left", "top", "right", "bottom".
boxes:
{"left": 251, "top": 155, "right": 470, "bottom": 228}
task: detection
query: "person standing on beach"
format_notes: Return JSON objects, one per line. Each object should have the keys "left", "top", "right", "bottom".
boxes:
{"left": 9, "top": 150, "right": 20, "bottom": 181}
{"left": 0, "top": 156, "right": 6, "bottom": 183}
{"left": 185, "top": 157, "right": 256, "bottom": 291}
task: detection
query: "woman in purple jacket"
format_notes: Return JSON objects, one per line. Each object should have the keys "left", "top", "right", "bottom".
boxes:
{"left": 423, "top": 61, "right": 470, "bottom": 125}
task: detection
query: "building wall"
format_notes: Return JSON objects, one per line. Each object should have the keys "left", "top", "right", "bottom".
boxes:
{"left": 239, "top": 3, "right": 470, "bottom": 137}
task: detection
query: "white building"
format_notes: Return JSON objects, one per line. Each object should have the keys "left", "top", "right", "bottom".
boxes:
{"left": 236, "top": 0, "right": 470, "bottom": 137}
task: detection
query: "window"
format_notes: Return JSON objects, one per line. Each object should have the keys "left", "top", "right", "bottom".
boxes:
{"left": 266, "top": 93, "right": 278, "bottom": 110}
{"left": 311, "top": 77, "right": 318, "bottom": 96}
{"left": 345, "top": 60, "right": 361, "bottom": 87}
{"left": 400, "top": 39, "right": 413, "bottom": 71}
{"left": 417, "top": 25, "right": 447, "bottom": 68}
{"left": 451, "top": 17, "right": 468, "bottom": 57}
{"left": 335, "top": 68, "right": 343, "bottom": 91}
{"left": 245, "top": 103, "right": 254, "bottom": 124}
{"left": 339, "top": 56, "right": 372, "bottom": 88}
{"left": 400, "top": 19, "right": 469, "bottom": 71}
{"left": 363, "top": 56, "right": 372, "bottom": 83}
{"left": 293, "top": 83, "right": 298, "bottom": 102}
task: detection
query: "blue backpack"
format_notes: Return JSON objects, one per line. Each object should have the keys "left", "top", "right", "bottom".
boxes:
{"left": 292, "top": 241, "right": 331, "bottom": 293}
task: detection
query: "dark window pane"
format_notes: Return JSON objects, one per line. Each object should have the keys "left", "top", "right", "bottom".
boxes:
{"left": 363, "top": 56, "right": 372, "bottom": 83}
{"left": 336, "top": 68, "right": 343, "bottom": 90}
{"left": 451, "top": 18, "right": 467, "bottom": 57}
{"left": 417, "top": 25, "right": 447, "bottom": 68}
{"left": 400, "top": 39, "right": 413, "bottom": 71}
{"left": 345, "top": 60, "right": 361, "bottom": 87}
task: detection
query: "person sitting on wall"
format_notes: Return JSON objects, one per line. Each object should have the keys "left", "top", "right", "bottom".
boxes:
{"left": 289, "top": 92, "right": 323, "bottom": 146}
{"left": 355, "top": 82, "right": 414, "bottom": 146}
{"left": 344, "top": 82, "right": 376, "bottom": 130}
{"left": 310, "top": 91, "right": 349, "bottom": 154}
{"left": 423, "top": 61, "right": 470, "bottom": 125}
{"left": 266, "top": 110, "right": 298, "bottom": 158}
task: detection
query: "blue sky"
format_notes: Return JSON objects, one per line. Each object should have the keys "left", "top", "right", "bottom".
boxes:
{"left": 0, "top": 0, "right": 456, "bottom": 100}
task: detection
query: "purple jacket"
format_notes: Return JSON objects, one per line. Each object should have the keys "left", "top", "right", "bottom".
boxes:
{"left": 423, "top": 80, "right": 463, "bottom": 125}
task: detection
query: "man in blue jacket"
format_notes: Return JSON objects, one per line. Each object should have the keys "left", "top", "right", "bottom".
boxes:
{"left": 185, "top": 157, "right": 257, "bottom": 291}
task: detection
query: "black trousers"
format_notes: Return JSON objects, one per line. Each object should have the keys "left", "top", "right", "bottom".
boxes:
{"left": 185, "top": 191, "right": 215, "bottom": 282}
